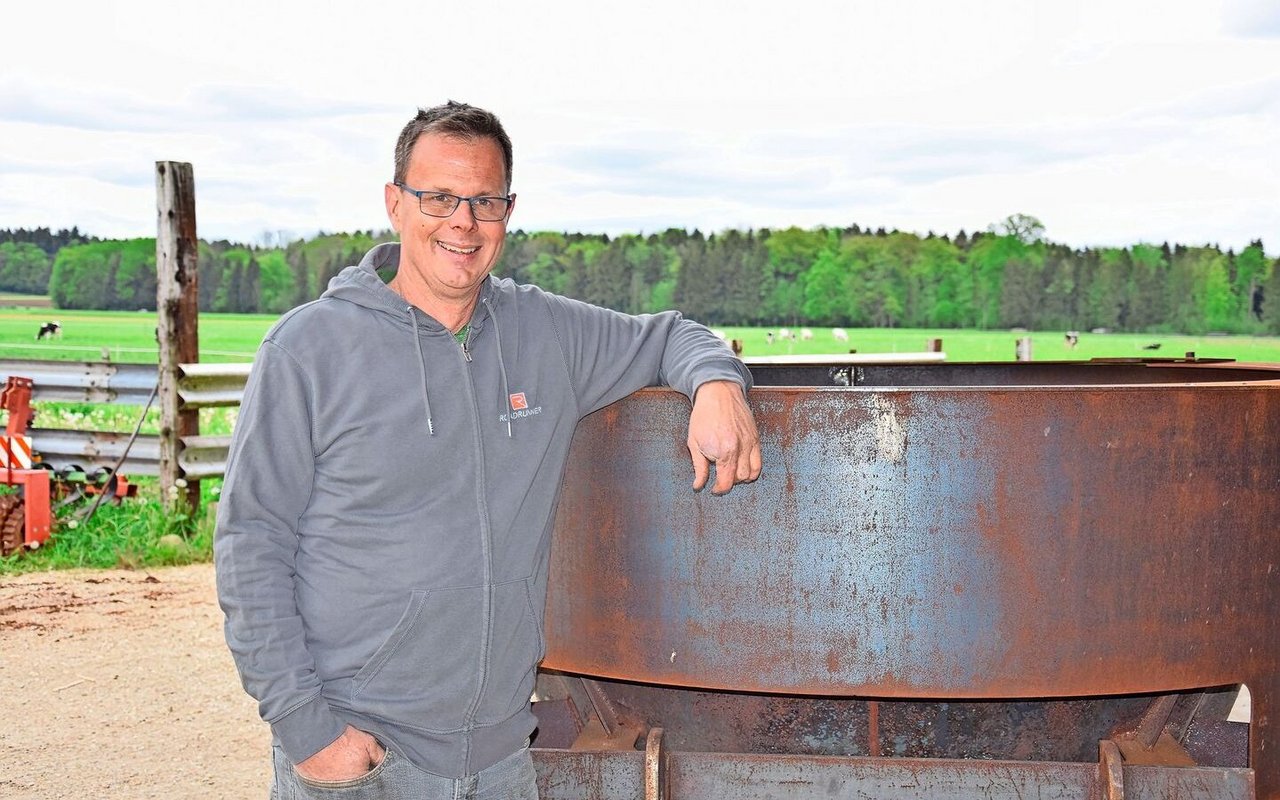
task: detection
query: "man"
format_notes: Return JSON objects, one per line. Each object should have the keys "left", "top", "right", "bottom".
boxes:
{"left": 215, "top": 101, "right": 760, "bottom": 799}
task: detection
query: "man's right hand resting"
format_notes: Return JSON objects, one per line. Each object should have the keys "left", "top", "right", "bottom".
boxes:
{"left": 295, "top": 725, "right": 386, "bottom": 782}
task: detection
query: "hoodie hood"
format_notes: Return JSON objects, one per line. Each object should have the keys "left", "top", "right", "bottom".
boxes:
{"left": 319, "top": 241, "right": 508, "bottom": 436}
{"left": 321, "top": 241, "right": 496, "bottom": 335}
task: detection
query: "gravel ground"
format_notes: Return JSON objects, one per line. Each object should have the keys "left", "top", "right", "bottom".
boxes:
{"left": 0, "top": 564, "right": 271, "bottom": 799}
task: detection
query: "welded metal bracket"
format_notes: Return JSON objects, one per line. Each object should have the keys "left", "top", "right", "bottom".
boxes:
{"left": 530, "top": 672, "right": 645, "bottom": 750}
{"left": 1100, "top": 739, "right": 1125, "bottom": 800}
{"left": 645, "top": 727, "right": 667, "bottom": 800}
{"left": 1108, "top": 692, "right": 1199, "bottom": 767}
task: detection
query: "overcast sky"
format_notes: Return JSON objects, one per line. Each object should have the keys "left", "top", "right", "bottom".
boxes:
{"left": 2, "top": 0, "right": 1277, "bottom": 252}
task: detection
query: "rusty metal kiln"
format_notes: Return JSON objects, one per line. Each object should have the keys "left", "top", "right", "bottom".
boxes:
{"left": 530, "top": 359, "right": 1280, "bottom": 800}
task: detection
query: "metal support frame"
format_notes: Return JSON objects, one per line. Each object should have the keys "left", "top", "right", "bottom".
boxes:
{"left": 1, "top": 374, "right": 51, "bottom": 554}
{"left": 2, "top": 376, "right": 35, "bottom": 435}
{"left": 644, "top": 728, "right": 667, "bottom": 800}
{"left": 1100, "top": 739, "right": 1126, "bottom": 800}
{"left": 530, "top": 747, "right": 1254, "bottom": 800}
{"left": 1108, "top": 693, "right": 1199, "bottom": 767}
{"left": 1, "top": 468, "right": 52, "bottom": 550}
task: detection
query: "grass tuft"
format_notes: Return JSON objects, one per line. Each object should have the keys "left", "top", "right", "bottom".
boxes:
{"left": 0, "top": 480, "right": 217, "bottom": 576}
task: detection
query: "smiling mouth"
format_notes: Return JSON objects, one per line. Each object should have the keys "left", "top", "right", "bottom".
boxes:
{"left": 438, "top": 242, "right": 480, "bottom": 255}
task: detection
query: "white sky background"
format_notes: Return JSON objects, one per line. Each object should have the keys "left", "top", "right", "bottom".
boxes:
{"left": 1, "top": 0, "right": 1277, "bottom": 253}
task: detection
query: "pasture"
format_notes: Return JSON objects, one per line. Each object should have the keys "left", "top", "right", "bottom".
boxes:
{"left": 4, "top": 305, "right": 1280, "bottom": 365}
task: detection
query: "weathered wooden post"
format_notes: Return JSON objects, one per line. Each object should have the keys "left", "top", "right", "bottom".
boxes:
{"left": 156, "top": 161, "right": 200, "bottom": 510}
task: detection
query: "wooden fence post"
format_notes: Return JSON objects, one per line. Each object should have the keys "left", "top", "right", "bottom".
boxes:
{"left": 156, "top": 161, "right": 200, "bottom": 510}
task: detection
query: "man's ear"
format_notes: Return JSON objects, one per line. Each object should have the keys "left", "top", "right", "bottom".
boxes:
{"left": 384, "top": 182, "right": 402, "bottom": 233}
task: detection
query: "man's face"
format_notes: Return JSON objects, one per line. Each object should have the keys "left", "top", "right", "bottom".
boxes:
{"left": 384, "top": 133, "right": 513, "bottom": 306}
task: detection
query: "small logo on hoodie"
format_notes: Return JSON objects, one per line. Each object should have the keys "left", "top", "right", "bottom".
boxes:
{"left": 501, "top": 390, "right": 542, "bottom": 423}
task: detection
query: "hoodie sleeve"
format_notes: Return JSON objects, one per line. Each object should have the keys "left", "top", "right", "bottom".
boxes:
{"left": 214, "top": 340, "right": 346, "bottom": 764}
{"left": 542, "top": 292, "right": 752, "bottom": 417}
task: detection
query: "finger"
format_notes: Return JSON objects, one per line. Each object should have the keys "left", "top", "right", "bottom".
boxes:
{"left": 748, "top": 441, "right": 762, "bottom": 480}
{"left": 689, "top": 440, "right": 710, "bottom": 491}
{"left": 712, "top": 447, "right": 736, "bottom": 494}
{"left": 736, "top": 447, "right": 755, "bottom": 482}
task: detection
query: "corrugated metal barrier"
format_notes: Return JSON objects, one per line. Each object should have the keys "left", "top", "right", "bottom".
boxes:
{"left": 0, "top": 359, "right": 247, "bottom": 477}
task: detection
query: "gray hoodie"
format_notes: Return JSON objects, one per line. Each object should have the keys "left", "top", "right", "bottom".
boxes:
{"left": 215, "top": 242, "right": 750, "bottom": 777}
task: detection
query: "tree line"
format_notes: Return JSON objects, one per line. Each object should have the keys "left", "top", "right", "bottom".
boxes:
{"left": 0, "top": 226, "right": 97, "bottom": 296}
{"left": 2, "top": 218, "right": 1277, "bottom": 335}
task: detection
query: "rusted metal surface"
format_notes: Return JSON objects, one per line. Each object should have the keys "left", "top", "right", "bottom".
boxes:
{"left": 541, "top": 674, "right": 1172, "bottom": 762}
{"left": 532, "top": 749, "right": 1254, "bottom": 800}
{"left": 535, "top": 750, "right": 647, "bottom": 799}
{"left": 1111, "top": 694, "right": 1199, "bottom": 766}
{"left": 0, "top": 468, "right": 52, "bottom": 555}
{"left": 644, "top": 728, "right": 667, "bottom": 800}
{"left": 747, "top": 358, "right": 1278, "bottom": 388}
{"left": 543, "top": 362, "right": 1280, "bottom": 796}
{"left": 1100, "top": 740, "right": 1126, "bottom": 800}
{"left": 0, "top": 494, "right": 25, "bottom": 556}
{"left": 878, "top": 696, "right": 1158, "bottom": 762}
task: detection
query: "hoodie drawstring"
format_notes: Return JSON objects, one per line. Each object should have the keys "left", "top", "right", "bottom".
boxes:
{"left": 406, "top": 307, "right": 436, "bottom": 436}
{"left": 483, "top": 297, "right": 513, "bottom": 439}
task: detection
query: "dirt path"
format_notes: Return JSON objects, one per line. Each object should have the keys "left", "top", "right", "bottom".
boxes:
{"left": 0, "top": 564, "right": 270, "bottom": 799}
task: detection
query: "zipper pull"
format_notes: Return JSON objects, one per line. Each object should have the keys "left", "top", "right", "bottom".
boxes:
{"left": 461, "top": 338, "right": 473, "bottom": 362}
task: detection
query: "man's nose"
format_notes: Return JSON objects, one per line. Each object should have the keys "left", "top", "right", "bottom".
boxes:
{"left": 451, "top": 200, "right": 479, "bottom": 229}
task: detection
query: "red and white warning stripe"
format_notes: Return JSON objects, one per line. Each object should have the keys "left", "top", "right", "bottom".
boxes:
{"left": 2, "top": 435, "right": 32, "bottom": 469}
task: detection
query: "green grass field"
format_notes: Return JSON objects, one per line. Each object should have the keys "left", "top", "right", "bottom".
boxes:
{"left": 4, "top": 296, "right": 1280, "bottom": 575}
{"left": 4, "top": 302, "right": 1280, "bottom": 364}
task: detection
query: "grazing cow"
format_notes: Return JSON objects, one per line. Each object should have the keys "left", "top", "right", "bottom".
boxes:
{"left": 832, "top": 328, "right": 849, "bottom": 342}
{"left": 765, "top": 331, "right": 775, "bottom": 345}
{"left": 1142, "top": 343, "right": 1162, "bottom": 351}
{"left": 1064, "top": 332, "right": 1079, "bottom": 349}
{"left": 778, "top": 327, "right": 792, "bottom": 341}
{"left": 35, "top": 321, "right": 61, "bottom": 340}
{"left": 800, "top": 328, "right": 814, "bottom": 341}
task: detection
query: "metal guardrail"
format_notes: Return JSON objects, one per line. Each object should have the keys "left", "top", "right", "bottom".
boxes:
{"left": 27, "top": 428, "right": 163, "bottom": 476}
{"left": 0, "top": 359, "right": 159, "bottom": 404}
{"left": 178, "top": 434, "right": 234, "bottom": 480}
{"left": 177, "top": 362, "right": 253, "bottom": 408}
{"left": 1, "top": 358, "right": 250, "bottom": 478}
{"left": 0, "top": 359, "right": 253, "bottom": 409}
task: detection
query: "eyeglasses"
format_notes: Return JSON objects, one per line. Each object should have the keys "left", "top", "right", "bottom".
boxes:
{"left": 395, "top": 183, "right": 513, "bottom": 222}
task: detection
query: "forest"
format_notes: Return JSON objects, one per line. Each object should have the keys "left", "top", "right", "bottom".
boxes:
{"left": 2, "top": 217, "right": 1277, "bottom": 335}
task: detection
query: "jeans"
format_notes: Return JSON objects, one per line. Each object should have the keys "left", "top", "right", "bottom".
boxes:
{"left": 271, "top": 741, "right": 539, "bottom": 800}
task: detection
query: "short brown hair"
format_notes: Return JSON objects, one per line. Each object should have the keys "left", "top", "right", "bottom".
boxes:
{"left": 393, "top": 101, "right": 513, "bottom": 190}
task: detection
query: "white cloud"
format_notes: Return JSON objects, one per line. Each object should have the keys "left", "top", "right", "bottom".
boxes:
{"left": 1222, "top": 0, "right": 1280, "bottom": 37}
{"left": 1, "top": 0, "right": 1277, "bottom": 253}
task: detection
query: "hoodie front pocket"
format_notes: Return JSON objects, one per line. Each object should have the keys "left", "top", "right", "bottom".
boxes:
{"left": 474, "top": 578, "right": 544, "bottom": 725}
{"left": 350, "top": 587, "right": 482, "bottom": 733}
